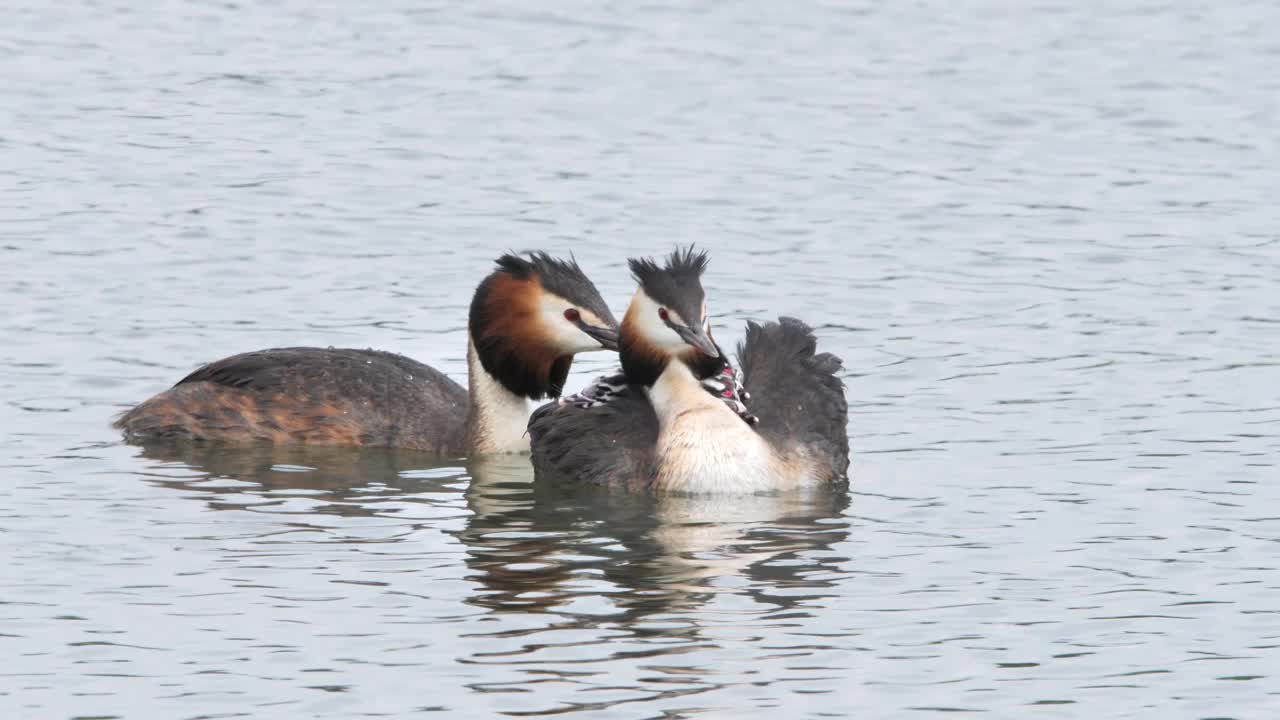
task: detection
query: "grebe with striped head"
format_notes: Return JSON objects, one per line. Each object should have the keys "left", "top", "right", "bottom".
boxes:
{"left": 115, "top": 253, "right": 618, "bottom": 455}
{"left": 528, "top": 248, "right": 848, "bottom": 492}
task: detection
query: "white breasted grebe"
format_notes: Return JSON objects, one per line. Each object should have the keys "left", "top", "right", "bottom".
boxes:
{"left": 115, "top": 253, "right": 619, "bottom": 455}
{"left": 528, "top": 248, "right": 848, "bottom": 492}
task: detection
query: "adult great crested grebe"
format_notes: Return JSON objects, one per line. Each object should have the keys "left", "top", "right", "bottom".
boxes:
{"left": 115, "top": 253, "right": 619, "bottom": 455}
{"left": 528, "top": 248, "right": 849, "bottom": 492}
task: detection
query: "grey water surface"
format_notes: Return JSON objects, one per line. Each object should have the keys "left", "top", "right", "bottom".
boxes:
{"left": 3, "top": 0, "right": 1279, "bottom": 717}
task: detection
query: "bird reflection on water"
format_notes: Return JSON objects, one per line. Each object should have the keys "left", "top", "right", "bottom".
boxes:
{"left": 462, "top": 455, "right": 851, "bottom": 622}
{"left": 133, "top": 442, "right": 852, "bottom": 622}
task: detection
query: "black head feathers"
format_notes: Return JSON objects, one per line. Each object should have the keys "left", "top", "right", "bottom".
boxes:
{"left": 494, "top": 252, "right": 616, "bottom": 328}
{"left": 627, "top": 246, "right": 709, "bottom": 326}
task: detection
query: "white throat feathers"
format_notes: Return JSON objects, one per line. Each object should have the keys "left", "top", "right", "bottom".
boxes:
{"left": 645, "top": 361, "right": 792, "bottom": 494}
{"left": 466, "top": 338, "right": 533, "bottom": 454}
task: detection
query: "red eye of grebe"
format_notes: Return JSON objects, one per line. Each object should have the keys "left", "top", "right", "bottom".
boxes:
{"left": 563, "top": 308, "right": 580, "bottom": 322}
{"left": 658, "top": 308, "right": 669, "bottom": 321}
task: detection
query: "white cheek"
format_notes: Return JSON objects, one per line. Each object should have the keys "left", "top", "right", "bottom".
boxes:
{"left": 633, "top": 301, "right": 687, "bottom": 352}
{"left": 540, "top": 299, "right": 606, "bottom": 354}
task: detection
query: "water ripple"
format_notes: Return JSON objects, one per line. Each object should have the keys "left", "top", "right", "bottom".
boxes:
{"left": 4, "top": 0, "right": 1280, "bottom": 716}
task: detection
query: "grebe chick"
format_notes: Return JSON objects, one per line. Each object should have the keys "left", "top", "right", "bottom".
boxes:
{"left": 528, "top": 248, "right": 848, "bottom": 493}
{"left": 115, "top": 253, "right": 619, "bottom": 455}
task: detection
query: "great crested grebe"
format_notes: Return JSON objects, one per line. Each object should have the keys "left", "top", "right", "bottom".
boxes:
{"left": 115, "top": 253, "right": 619, "bottom": 455}
{"left": 528, "top": 248, "right": 848, "bottom": 493}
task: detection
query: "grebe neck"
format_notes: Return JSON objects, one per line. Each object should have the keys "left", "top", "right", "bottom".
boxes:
{"left": 466, "top": 338, "right": 532, "bottom": 454}
{"left": 646, "top": 361, "right": 782, "bottom": 493}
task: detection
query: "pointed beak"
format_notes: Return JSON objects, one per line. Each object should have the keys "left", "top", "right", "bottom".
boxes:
{"left": 674, "top": 324, "right": 720, "bottom": 358}
{"left": 580, "top": 323, "right": 619, "bottom": 351}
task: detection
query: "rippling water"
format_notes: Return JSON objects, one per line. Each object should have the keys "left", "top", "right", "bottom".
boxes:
{"left": 4, "top": 0, "right": 1279, "bottom": 717}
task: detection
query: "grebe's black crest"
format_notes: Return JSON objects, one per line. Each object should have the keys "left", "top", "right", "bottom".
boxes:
{"left": 495, "top": 252, "right": 616, "bottom": 327}
{"left": 471, "top": 252, "right": 617, "bottom": 401}
{"left": 627, "top": 245, "right": 709, "bottom": 326}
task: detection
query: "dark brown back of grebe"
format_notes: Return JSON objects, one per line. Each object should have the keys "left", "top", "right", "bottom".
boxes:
{"left": 114, "top": 347, "right": 469, "bottom": 453}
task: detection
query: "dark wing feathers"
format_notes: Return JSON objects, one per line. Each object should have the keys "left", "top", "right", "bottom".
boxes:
{"left": 737, "top": 317, "right": 849, "bottom": 478}
{"left": 119, "top": 347, "right": 469, "bottom": 453}
{"left": 176, "top": 347, "right": 432, "bottom": 394}
{"left": 528, "top": 389, "right": 656, "bottom": 489}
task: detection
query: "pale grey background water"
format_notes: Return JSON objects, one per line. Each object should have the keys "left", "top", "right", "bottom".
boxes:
{"left": 3, "top": 0, "right": 1279, "bottom": 717}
